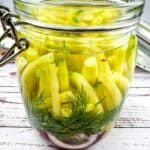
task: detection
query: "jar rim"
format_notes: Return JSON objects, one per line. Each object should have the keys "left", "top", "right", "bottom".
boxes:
{"left": 16, "top": 20, "right": 138, "bottom": 32}
{"left": 14, "top": 0, "right": 144, "bottom": 7}
{"left": 14, "top": 0, "right": 144, "bottom": 32}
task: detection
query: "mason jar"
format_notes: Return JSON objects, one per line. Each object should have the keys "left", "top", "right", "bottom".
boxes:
{"left": 0, "top": 0, "right": 145, "bottom": 149}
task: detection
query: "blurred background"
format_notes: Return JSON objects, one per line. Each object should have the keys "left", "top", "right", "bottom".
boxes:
{"left": 0, "top": 0, "right": 150, "bottom": 23}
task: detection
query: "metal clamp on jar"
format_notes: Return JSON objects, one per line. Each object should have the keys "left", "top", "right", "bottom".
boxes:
{"left": 0, "top": 6, "right": 29, "bottom": 66}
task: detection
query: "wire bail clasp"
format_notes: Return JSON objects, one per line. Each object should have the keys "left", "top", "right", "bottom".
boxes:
{"left": 0, "top": 5, "right": 29, "bottom": 66}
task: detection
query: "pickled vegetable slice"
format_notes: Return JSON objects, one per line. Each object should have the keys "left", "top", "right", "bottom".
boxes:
{"left": 82, "top": 57, "right": 98, "bottom": 85}
{"left": 97, "top": 53, "right": 112, "bottom": 79}
{"left": 126, "top": 35, "right": 138, "bottom": 79}
{"left": 22, "top": 53, "right": 54, "bottom": 100}
{"left": 70, "top": 72, "right": 103, "bottom": 112}
{"left": 24, "top": 47, "right": 39, "bottom": 63}
{"left": 16, "top": 56, "right": 28, "bottom": 74}
{"left": 58, "top": 57, "right": 70, "bottom": 92}
{"left": 29, "top": 6, "right": 121, "bottom": 27}
{"left": 113, "top": 45, "right": 128, "bottom": 74}
{"left": 100, "top": 75, "right": 122, "bottom": 111}
{"left": 113, "top": 73, "right": 129, "bottom": 97}
{"left": 96, "top": 53, "right": 122, "bottom": 110}
{"left": 49, "top": 64, "right": 60, "bottom": 117}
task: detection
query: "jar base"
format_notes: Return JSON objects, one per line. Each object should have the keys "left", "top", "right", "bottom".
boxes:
{"left": 45, "top": 132, "right": 105, "bottom": 150}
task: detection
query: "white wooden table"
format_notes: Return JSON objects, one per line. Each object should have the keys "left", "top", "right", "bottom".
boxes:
{"left": 0, "top": 63, "right": 150, "bottom": 150}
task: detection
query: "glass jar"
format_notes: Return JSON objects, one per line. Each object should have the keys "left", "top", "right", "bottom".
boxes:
{"left": 0, "top": 0, "right": 145, "bottom": 149}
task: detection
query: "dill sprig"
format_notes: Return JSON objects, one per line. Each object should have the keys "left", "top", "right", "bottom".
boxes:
{"left": 27, "top": 90, "right": 119, "bottom": 140}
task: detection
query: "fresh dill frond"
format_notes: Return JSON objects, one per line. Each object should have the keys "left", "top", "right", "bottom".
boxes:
{"left": 27, "top": 90, "right": 119, "bottom": 140}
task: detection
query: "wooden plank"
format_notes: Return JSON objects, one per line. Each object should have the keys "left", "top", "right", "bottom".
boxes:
{"left": 0, "top": 128, "right": 150, "bottom": 150}
{"left": 0, "top": 128, "right": 55, "bottom": 150}
{"left": 0, "top": 63, "right": 150, "bottom": 77}
{"left": 0, "top": 84, "right": 149, "bottom": 105}
{"left": 0, "top": 93, "right": 21, "bottom": 103}
{"left": 0, "top": 75, "right": 150, "bottom": 87}
{"left": 117, "top": 96, "right": 150, "bottom": 127}
{"left": 0, "top": 77, "right": 19, "bottom": 86}
{"left": 0, "top": 86, "right": 150, "bottom": 97}
{"left": 0, "top": 64, "right": 17, "bottom": 76}
{"left": 0, "top": 87, "right": 20, "bottom": 93}
{"left": 0, "top": 96, "right": 150, "bottom": 128}
{"left": 0, "top": 64, "right": 150, "bottom": 89}
{"left": 130, "top": 76, "right": 150, "bottom": 88}
{"left": 0, "top": 102, "right": 29, "bottom": 127}
{"left": 0, "top": 64, "right": 150, "bottom": 150}
{"left": 129, "top": 87, "right": 150, "bottom": 96}
{"left": 92, "top": 128, "right": 150, "bottom": 150}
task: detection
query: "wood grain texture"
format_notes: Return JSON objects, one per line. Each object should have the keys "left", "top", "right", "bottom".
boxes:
{"left": 1, "top": 96, "right": 150, "bottom": 128}
{"left": 0, "top": 63, "right": 150, "bottom": 149}
{"left": 0, "top": 128, "right": 150, "bottom": 150}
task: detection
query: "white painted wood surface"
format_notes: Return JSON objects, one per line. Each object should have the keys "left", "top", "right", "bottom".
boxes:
{"left": 0, "top": 63, "right": 150, "bottom": 150}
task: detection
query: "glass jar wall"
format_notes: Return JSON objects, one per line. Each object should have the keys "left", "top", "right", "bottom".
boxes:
{"left": 14, "top": 0, "right": 144, "bottom": 149}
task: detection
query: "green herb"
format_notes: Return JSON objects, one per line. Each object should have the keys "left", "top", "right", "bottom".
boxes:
{"left": 72, "top": 10, "right": 83, "bottom": 23}
{"left": 27, "top": 90, "right": 119, "bottom": 140}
